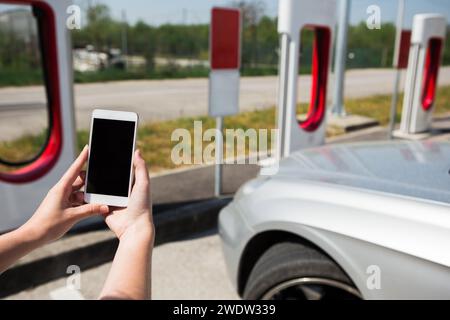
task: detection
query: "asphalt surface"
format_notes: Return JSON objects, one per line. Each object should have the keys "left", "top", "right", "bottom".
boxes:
{"left": 6, "top": 232, "right": 239, "bottom": 300}
{"left": 4, "top": 67, "right": 450, "bottom": 140}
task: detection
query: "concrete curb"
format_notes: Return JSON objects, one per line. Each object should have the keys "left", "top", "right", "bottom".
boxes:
{"left": 0, "top": 197, "right": 231, "bottom": 298}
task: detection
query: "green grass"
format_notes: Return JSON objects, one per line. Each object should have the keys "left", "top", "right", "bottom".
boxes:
{"left": 0, "top": 65, "right": 314, "bottom": 88}
{"left": 73, "top": 66, "right": 211, "bottom": 83}
{"left": 72, "top": 65, "right": 313, "bottom": 83}
{"left": 71, "top": 66, "right": 294, "bottom": 84}
{"left": 2, "top": 86, "right": 450, "bottom": 173}
{"left": 0, "top": 68, "right": 44, "bottom": 87}
{"left": 0, "top": 130, "right": 47, "bottom": 172}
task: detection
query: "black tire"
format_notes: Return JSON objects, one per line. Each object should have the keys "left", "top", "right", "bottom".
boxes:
{"left": 243, "top": 241, "right": 360, "bottom": 300}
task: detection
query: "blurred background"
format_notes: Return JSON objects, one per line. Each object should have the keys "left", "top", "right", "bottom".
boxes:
{"left": 2, "top": 0, "right": 450, "bottom": 180}
{"left": 3, "top": 0, "right": 450, "bottom": 82}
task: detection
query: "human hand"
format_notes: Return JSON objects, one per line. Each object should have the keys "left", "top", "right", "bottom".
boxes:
{"left": 22, "top": 146, "right": 109, "bottom": 245}
{"left": 99, "top": 151, "right": 153, "bottom": 300}
{"left": 104, "top": 150, "right": 154, "bottom": 243}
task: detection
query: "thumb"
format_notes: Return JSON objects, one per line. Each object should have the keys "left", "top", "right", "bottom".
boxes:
{"left": 68, "top": 203, "right": 109, "bottom": 220}
{"left": 133, "top": 149, "right": 150, "bottom": 191}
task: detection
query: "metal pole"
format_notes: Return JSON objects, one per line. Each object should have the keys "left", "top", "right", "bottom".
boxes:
{"left": 388, "top": 0, "right": 405, "bottom": 139}
{"left": 214, "top": 116, "right": 223, "bottom": 198}
{"left": 276, "top": 33, "right": 290, "bottom": 159}
{"left": 388, "top": 68, "right": 402, "bottom": 138}
{"left": 331, "top": 0, "right": 351, "bottom": 117}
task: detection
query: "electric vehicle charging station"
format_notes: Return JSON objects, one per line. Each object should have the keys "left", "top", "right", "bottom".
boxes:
{"left": 394, "top": 13, "right": 447, "bottom": 139}
{"left": 0, "top": 0, "right": 76, "bottom": 232}
{"left": 276, "top": 0, "right": 336, "bottom": 159}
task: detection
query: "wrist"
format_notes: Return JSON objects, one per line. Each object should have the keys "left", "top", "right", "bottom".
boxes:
{"left": 15, "top": 222, "right": 46, "bottom": 248}
{"left": 119, "top": 214, "right": 154, "bottom": 245}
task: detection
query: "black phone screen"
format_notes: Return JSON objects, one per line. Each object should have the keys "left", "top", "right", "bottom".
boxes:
{"left": 86, "top": 118, "right": 136, "bottom": 197}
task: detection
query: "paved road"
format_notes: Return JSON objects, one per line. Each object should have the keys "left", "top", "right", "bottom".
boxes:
{"left": 3, "top": 67, "right": 450, "bottom": 140}
{"left": 6, "top": 232, "right": 239, "bottom": 300}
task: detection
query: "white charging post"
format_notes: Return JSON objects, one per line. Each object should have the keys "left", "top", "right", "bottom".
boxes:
{"left": 276, "top": 0, "right": 336, "bottom": 158}
{"left": 0, "top": 0, "right": 77, "bottom": 232}
{"left": 208, "top": 7, "right": 242, "bottom": 198}
{"left": 394, "top": 14, "right": 446, "bottom": 139}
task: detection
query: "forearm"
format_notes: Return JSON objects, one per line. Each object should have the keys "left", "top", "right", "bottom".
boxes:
{"left": 0, "top": 224, "right": 44, "bottom": 274}
{"left": 100, "top": 222, "right": 154, "bottom": 300}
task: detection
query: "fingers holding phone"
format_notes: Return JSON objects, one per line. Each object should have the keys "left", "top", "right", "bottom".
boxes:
{"left": 104, "top": 149, "right": 153, "bottom": 241}
{"left": 22, "top": 146, "right": 109, "bottom": 245}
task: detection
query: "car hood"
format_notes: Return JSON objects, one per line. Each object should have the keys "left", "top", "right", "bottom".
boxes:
{"left": 276, "top": 140, "right": 450, "bottom": 204}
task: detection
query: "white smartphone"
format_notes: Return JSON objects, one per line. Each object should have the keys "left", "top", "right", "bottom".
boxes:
{"left": 84, "top": 109, "right": 139, "bottom": 207}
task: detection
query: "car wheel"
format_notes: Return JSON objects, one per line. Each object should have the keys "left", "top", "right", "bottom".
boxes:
{"left": 243, "top": 241, "right": 361, "bottom": 300}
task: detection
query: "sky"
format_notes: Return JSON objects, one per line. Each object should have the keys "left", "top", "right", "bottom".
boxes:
{"left": 74, "top": 0, "right": 450, "bottom": 28}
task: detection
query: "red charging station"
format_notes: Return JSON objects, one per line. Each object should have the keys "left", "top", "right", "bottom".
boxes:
{"left": 276, "top": 0, "right": 336, "bottom": 158}
{"left": 396, "top": 14, "right": 447, "bottom": 138}
{"left": 0, "top": 0, "right": 76, "bottom": 232}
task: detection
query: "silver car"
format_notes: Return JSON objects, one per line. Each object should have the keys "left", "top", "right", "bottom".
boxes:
{"left": 219, "top": 140, "right": 450, "bottom": 300}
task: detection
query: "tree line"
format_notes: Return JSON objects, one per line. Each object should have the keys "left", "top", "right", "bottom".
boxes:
{"left": 72, "top": 3, "right": 450, "bottom": 72}
{"left": 2, "top": 1, "right": 450, "bottom": 85}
